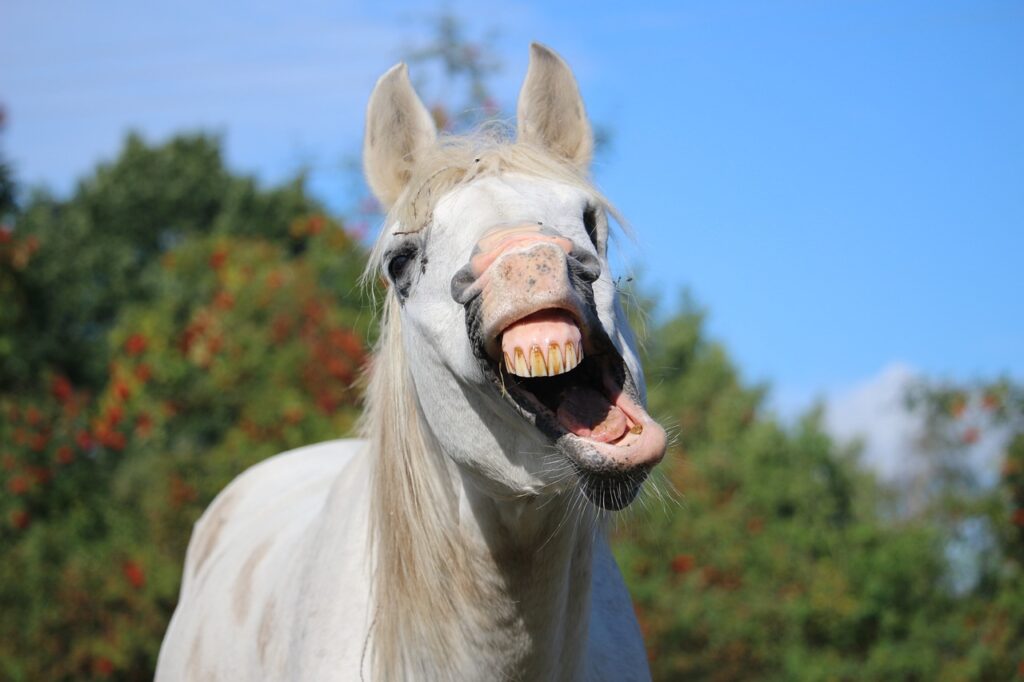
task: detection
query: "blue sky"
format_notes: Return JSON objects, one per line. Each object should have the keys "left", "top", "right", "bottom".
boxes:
{"left": 2, "top": 0, "right": 1021, "bottom": 414}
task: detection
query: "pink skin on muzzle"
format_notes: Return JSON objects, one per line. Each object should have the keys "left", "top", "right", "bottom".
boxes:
{"left": 462, "top": 223, "right": 589, "bottom": 363}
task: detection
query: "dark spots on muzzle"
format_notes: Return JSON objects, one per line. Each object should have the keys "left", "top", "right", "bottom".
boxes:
{"left": 449, "top": 262, "right": 477, "bottom": 306}
{"left": 450, "top": 248, "right": 602, "bottom": 364}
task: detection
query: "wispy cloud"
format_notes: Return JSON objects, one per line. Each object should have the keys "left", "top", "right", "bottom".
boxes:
{"left": 0, "top": 0, "right": 537, "bottom": 197}
{"left": 824, "top": 363, "right": 927, "bottom": 482}
{"left": 824, "top": 362, "right": 1008, "bottom": 491}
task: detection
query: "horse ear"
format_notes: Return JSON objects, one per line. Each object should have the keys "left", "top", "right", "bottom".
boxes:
{"left": 363, "top": 63, "right": 438, "bottom": 209}
{"left": 516, "top": 43, "right": 593, "bottom": 170}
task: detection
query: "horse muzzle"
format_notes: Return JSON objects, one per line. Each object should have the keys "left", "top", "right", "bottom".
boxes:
{"left": 451, "top": 223, "right": 600, "bottom": 362}
{"left": 451, "top": 223, "right": 667, "bottom": 510}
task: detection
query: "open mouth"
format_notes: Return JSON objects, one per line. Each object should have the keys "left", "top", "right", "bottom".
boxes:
{"left": 484, "top": 308, "right": 666, "bottom": 511}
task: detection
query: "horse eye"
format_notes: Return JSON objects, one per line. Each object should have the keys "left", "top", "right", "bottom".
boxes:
{"left": 388, "top": 254, "right": 412, "bottom": 282}
{"left": 583, "top": 205, "right": 599, "bottom": 249}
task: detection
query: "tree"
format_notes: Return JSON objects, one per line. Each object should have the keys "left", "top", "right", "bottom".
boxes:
{"left": 0, "top": 105, "right": 14, "bottom": 219}
{"left": 615, "top": 296, "right": 971, "bottom": 681}
{"left": 0, "top": 135, "right": 369, "bottom": 680}
{"left": 902, "top": 378, "right": 1024, "bottom": 679}
{"left": 3, "top": 133, "right": 323, "bottom": 389}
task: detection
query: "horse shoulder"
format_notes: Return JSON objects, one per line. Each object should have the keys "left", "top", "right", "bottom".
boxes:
{"left": 586, "top": 534, "right": 652, "bottom": 682}
{"left": 179, "top": 440, "right": 362, "bottom": 583}
{"left": 156, "top": 438, "right": 371, "bottom": 681}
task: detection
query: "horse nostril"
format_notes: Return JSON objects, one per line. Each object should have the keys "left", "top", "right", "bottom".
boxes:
{"left": 569, "top": 247, "right": 602, "bottom": 284}
{"left": 450, "top": 263, "right": 479, "bottom": 304}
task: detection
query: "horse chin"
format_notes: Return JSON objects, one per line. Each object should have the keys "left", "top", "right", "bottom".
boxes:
{"left": 480, "top": 319, "right": 667, "bottom": 512}
{"left": 568, "top": 452, "right": 646, "bottom": 511}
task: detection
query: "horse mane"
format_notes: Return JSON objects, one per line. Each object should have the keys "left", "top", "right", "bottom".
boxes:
{"left": 358, "top": 131, "right": 623, "bottom": 680}
{"left": 358, "top": 294, "right": 478, "bottom": 679}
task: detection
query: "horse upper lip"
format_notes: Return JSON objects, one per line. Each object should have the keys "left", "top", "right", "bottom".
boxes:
{"left": 499, "top": 309, "right": 584, "bottom": 378}
{"left": 453, "top": 239, "right": 595, "bottom": 362}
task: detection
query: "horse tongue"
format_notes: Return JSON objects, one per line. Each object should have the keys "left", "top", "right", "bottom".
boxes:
{"left": 556, "top": 386, "right": 628, "bottom": 443}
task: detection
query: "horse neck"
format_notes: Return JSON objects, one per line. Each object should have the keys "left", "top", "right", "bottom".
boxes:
{"left": 363, "top": 296, "right": 598, "bottom": 680}
{"left": 457, "top": 477, "right": 599, "bottom": 680}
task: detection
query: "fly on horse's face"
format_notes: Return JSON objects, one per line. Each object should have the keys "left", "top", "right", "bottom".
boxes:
{"left": 366, "top": 46, "right": 666, "bottom": 511}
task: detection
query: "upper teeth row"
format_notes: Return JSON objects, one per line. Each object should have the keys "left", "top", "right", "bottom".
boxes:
{"left": 503, "top": 343, "right": 582, "bottom": 378}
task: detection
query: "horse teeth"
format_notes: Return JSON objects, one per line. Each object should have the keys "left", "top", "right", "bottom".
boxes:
{"left": 502, "top": 341, "right": 582, "bottom": 377}
{"left": 531, "top": 347, "right": 548, "bottom": 377}
{"left": 514, "top": 348, "right": 529, "bottom": 377}
{"left": 548, "top": 343, "right": 563, "bottom": 375}
{"left": 565, "top": 343, "right": 579, "bottom": 370}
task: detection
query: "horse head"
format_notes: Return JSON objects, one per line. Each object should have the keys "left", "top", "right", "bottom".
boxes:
{"left": 363, "top": 43, "right": 666, "bottom": 511}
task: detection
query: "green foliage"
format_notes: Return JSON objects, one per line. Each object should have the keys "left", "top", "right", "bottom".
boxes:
{"left": 3, "top": 133, "right": 323, "bottom": 389}
{"left": 0, "top": 135, "right": 369, "bottom": 680}
{"left": 903, "top": 378, "right": 1024, "bottom": 678}
{"left": 616, "top": 301, "right": 1024, "bottom": 680}
{"left": 0, "top": 106, "right": 13, "bottom": 219}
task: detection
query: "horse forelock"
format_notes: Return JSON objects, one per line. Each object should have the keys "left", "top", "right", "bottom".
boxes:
{"left": 362, "top": 129, "right": 627, "bottom": 288}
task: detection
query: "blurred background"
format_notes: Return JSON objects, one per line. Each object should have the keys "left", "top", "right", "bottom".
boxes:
{"left": 1, "top": 1, "right": 1022, "bottom": 679}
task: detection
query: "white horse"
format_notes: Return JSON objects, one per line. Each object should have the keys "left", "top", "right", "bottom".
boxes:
{"left": 156, "top": 43, "right": 666, "bottom": 681}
